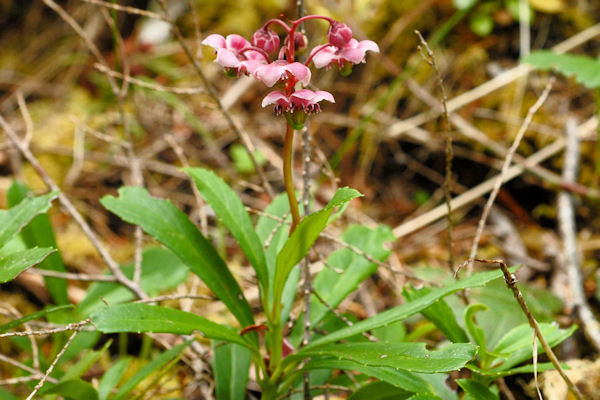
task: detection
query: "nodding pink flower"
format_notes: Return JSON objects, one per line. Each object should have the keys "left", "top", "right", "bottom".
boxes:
{"left": 310, "top": 38, "right": 379, "bottom": 71}
{"left": 327, "top": 21, "right": 353, "bottom": 48}
{"left": 252, "top": 28, "right": 280, "bottom": 54}
{"left": 202, "top": 33, "right": 267, "bottom": 76}
{"left": 254, "top": 61, "right": 311, "bottom": 87}
{"left": 262, "top": 89, "right": 334, "bottom": 114}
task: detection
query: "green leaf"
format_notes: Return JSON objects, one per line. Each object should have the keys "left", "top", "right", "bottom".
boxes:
{"left": 76, "top": 247, "right": 189, "bottom": 318}
{"left": 98, "top": 358, "right": 131, "bottom": 400}
{"left": 490, "top": 323, "right": 576, "bottom": 371}
{"left": 8, "top": 181, "right": 68, "bottom": 304}
{"left": 303, "top": 359, "right": 432, "bottom": 394}
{"left": 91, "top": 303, "right": 251, "bottom": 348}
{"left": 0, "top": 191, "right": 58, "bottom": 247}
{"left": 101, "top": 187, "right": 253, "bottom": 327}
{"left": 0, "top": 304, "right": 72, "bottom": 334}
{"left": 213, "top": 342, "right": 251, "bottom": 400}
{"left": 407, "top": 394, "right": 443, "bottom": 400}
{"left": 464, "top": 304, "right": 488, "bottom": 350}
{"left": 303, "top": 268, "right": 515, "bottom": 349}
{"left": 230, "top": 143, "right": 266, "bottom": 173}
{"left": 186, "top": 168, "right": 268, "bottom": 296}
{"left": 467, "top": 361, "right": 564, "bottom": 377}
{"left": 273, "top": 187, "right": 362, "bottom": 313}
{"left": 0, "top": 247, "right": 55, "bottom": 283}
{"left": 311, "top": 225, "right": 394, "bottom": 327}
{"left": 61, "top": 340, "right": 111, "bottom": 381}
{"left": 522, "top": 51, "right": 600, "bottom": 89}
{"left": 39, "top": 379, "right": 98, "bottom": 400}
{"left": 456, "top": 379, "right": 498, "bottom": 400}
{"left": 292, "top": 342, "right": 477, "bottom": 373}
{"left": 112, "top": 341, "right": 192, "bottom": 400}
{"left": 348, "top": 381, "right": 412, "bottom": 400}
{"left": 403, "top": 286, "right": 469, "bottom": 343}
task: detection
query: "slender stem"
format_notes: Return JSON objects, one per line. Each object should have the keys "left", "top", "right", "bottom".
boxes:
{"left": 283, "top": 124, "right": 301, "bottom": 233}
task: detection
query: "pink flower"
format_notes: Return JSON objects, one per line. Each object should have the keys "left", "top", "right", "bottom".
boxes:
{"left": 202, "top": 33, "right": 267, "bottom": 75}
{"left": 262, "top": 89, "right": 334, "bottom": 114}
{"left": 254, "top": 61, "right": 311, "bottom": 87}
{"left": 310, "top": 38, "right": 379, "bottom": 69}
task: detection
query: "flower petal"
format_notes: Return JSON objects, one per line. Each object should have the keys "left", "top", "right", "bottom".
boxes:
{"left": 312, "top": 46, "right": 336, "bottom": 69}
{"left": 226, "top": 34, "right": 250, "bottom": 51}
{"left": 313, "top": 90, "right": 335, "bottom": 103}
{"left": 339, "top": 46, "right": 365, "bottom": 64}
{"left": 255, "top": 63, "right": 285, "bottom": 87}
{"left": 261, "top": 90, "right": 288, "bottom": 107}
{"left": 357, "top": 39, "right": 380, "bottom": 54}
{"left": 215, "top": 49, "right": 241, "bottom": 68}
{"left": 202, "top": 34, "right": 226, "bottom": 50}
{"left": 240, "top": 59, "right": 266, "bottom": 75}
{"left": 285, "top": 62, "right": 311, "bottom": 86}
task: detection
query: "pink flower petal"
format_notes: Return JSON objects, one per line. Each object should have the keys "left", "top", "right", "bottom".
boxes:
{"left": 285, "top": 62, "right": 311, "bottom": 86}
{"left": 240, "top": 59, "right": 266, "bottom": 75}
{"left": 357, "top": 40, "right": 380, "bottom": 54}
{"left": 215, "top": 49, "right": 241, "bottom": 68}
{"left": 312, "top": 46, "right": 336, "bottom": 69}
{"left": 261, "top": 91, "right": 288, "bottom": 107}
{"left": 339, "top": 46, "right": 364, "bottom": 64}
{"left": 255, "top": 63, "right": 285, "bottom": 87}
{"left": 313, "top": 90, "right": 335, "bottom": 103}
{"left": 226, "top": 34, "right": 250, "bottom": 51}
{"left": 202, "top": 34, "right": 226, "bottom": 50}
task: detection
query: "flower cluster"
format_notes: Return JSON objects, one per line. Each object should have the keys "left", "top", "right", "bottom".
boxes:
{"left": 202, "top": 15, "right": 379, "bottom": 128}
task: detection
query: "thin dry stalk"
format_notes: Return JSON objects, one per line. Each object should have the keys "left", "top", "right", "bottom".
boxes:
{"left": 385, "top": 23, "right": 600, "bottom": 139}
{"left": 136, "top": 294, "right": 216, "bottom": 303}
{"left": 82, "top": 0, "right": 166, "bottom": 20}
{"left": 0, "top": 115, "right": 146, "bottom": 299}
{"left": 300, "top": 124, "right": 312, "bottom": 399}
{"left": 559, "top": 119, "right": 600, "bottom": 351}
{"left": 0, "top": 319, "right": 91, "bottom": 338}
{"left": 415, "top": 30, "right": 454, "bottom": 271}
{"left": 465, "top": 79, "right": 554, "bottom": 276}
{"left": 485, "top": 259, "right": 584, "bottom": 400}
{"left": 30, "top": 268, "right": 118, "bottom": 282}
{"left": 93, "top": 63, "right": 206, "bottom": 94}
{"left": 25, "top": 329, "right": 81, "bottom": 400}
{"left": 0, "top": 354, "right": 58, "bottom": 384}
{"left": 165, "top": 134, "right": 208, "bottom": 235}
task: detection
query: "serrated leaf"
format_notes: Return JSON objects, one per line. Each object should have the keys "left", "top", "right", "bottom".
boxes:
{"left": 98, "top": 358, "right": 131, "bottom": 400}
{"left": 112, "top": 341, "right": 192, "bottom": 400}
{"left": 186, "top": 168, "right": 268, "bottom": 297}
{"left": 213, "top": 342, "right": 251, "bottom": 400}
{"left": 76, "top": 247, "right": 189, "bottom": 318}
{"left": 39, "top": 379, "right": 98, "bottom": 400}
{"left": 292, "top": 342, "right": 477, "bottom": 373}
{"left": 302, "top": 268, "right": 516, "bottom": 349}
{"left": 91, "top": 303, "right": 251, "bottom": 348}
{"left": 467, "top": 361, "right": 563, "bottom": 377}
{"left": 8, "top": 181, "right": 68, "bottom": 304}
{"left": 0, "top": 247, "right": 55, "bottom": 283}
{"left": 0, "top": 191, "right": 58, "bottom": 247}
{"left": 273, "top": 187, "right": 362, "bottom": 313}
{"left": 464, "top": 304, "right": 488, "bottom": 350}
{"left": 522, "top": 51, "right": 600, "bottom": 88}
{"left": 407, "top": 394, "right": 443, "bottom": 400}
{"left": 403, "top": 286, "right": 469, "bottom": 344}
{"left": 101, "top": 187, "right": 253, "bottom": 328}
{"left": 303, "top": 359, "right": 433, "bottom": 394}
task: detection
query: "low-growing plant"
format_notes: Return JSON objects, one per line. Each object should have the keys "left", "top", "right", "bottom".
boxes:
{"left": 0, "top": 8, "right": 581, "bottom": 400}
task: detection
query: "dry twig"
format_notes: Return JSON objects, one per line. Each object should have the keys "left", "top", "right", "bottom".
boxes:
{"left": 558, "top": 119, "right": 600, "bottom": 351}
{"left": 465, "top": 78, "right": 554, "bottom": 276}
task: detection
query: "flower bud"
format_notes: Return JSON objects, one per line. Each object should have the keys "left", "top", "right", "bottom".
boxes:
{"left": 284, "top": 31, "right": 308, "bottom": 54}
{"left": 327, "top": 21, "right": 353, "bottom": 47}
{"left": 252, "top": 28, "right": 280, "bottom": 54}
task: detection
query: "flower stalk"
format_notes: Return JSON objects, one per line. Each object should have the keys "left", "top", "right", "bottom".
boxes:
{"left": 283, "top": 123, "right": 301, "bottom": 233}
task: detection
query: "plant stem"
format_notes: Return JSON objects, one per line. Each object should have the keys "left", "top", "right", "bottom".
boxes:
{"left": 283, "top": 123, "right": 301, "bottom": 233}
